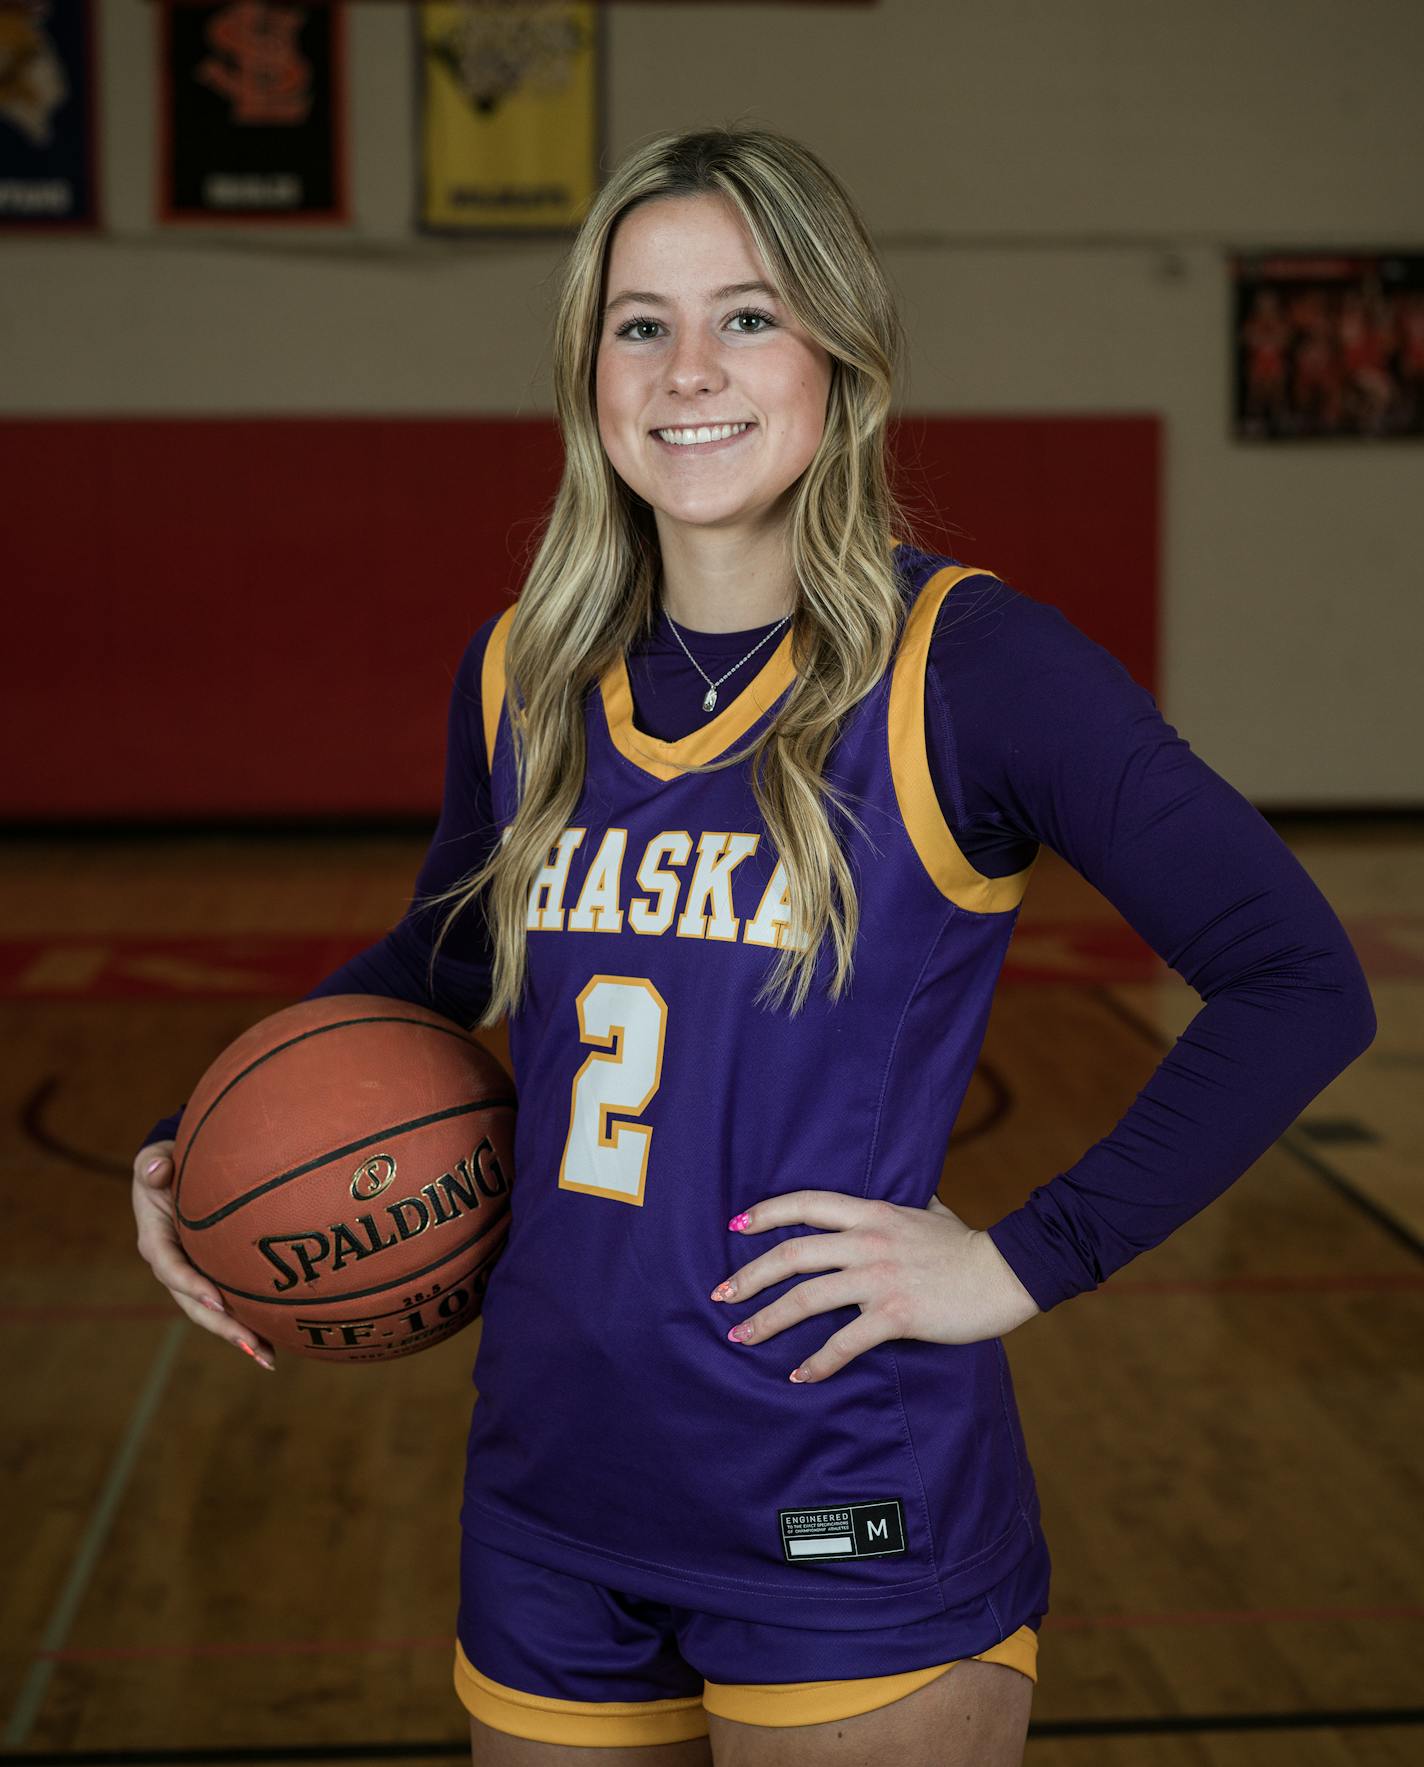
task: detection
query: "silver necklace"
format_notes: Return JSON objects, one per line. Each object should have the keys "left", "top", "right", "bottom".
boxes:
{"left": 662, "top": 604, "right": 791, "bottom": 714}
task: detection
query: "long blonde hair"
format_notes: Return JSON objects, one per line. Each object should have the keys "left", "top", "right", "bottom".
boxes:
{"left": 424, "top": 124, "right": 929, "bottom": 1024}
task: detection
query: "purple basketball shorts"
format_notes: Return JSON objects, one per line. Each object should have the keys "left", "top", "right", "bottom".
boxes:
{"left": 453, "top": 1525, "right": 1048, "bottom": 1746}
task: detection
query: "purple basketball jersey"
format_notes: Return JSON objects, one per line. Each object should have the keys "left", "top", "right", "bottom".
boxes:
{"left": 459, "top": 547, "right": 1048, "bottom": 1628}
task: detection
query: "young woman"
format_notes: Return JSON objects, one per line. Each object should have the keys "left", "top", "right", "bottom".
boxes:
{"left": 133, "top": 127, "right": 1376, "bottom": 1767}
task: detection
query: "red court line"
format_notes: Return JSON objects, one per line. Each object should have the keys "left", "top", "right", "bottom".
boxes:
{"left": 2, "top": 914, "right": 1419, "bottom": 997}
{"left": 4, "top": 1273, "right": 1421, "bottom": 1328}
{"left": 1044, "top": 1604, "right": 1424, "bottom": 1632}
{"left": 41, "top": 1636, "right": 455, "bottom": 1663}
{"left": 38, "top": 1605, "right": 1424, "bottom": 1662}
{"left": 0, "top": 1304, "right": 180, "bottom": 1323}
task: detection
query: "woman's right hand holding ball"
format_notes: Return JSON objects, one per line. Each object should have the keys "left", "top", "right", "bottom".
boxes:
{"left": 132, "top": 1140, "right": 276, "bottom": 1370}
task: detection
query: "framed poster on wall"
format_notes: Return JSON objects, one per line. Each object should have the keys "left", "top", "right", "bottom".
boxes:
{"left": 1232, "top": 251, "right": 1424, "bottom": 442}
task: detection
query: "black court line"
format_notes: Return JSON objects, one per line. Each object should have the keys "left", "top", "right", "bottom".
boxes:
{"left": 1092, "top": 986, "right": 1423, "bottom": 1262}
{"left": 1030, "top": 1706, "right": 1424, "bottom": 1737}
{"left": 20, "top": 1075, "right": 128, "bottom": 1178}
{"left": 5, "top": 1706, "right": 1424, "bottom": 1762}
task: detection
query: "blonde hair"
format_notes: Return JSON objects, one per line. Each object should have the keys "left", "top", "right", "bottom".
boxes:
{"left": 424, "top": 124, "right": 928, "bottom": 1024}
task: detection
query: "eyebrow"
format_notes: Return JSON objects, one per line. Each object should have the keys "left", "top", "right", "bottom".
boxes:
{"left": 602, "top": 280, "right": 779, "bottom": 317}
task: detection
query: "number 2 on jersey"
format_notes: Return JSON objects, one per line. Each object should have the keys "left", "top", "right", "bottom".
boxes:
{"left": 558, "top": 975, "right": 669, "bottom": 1205}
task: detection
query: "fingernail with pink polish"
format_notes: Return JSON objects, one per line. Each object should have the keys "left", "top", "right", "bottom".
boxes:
{"left": 728, "top": 1212, "right": 751, "bottom": 1232}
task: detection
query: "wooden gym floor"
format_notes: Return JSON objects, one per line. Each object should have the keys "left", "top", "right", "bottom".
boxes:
{"left": 1, "top": 818, "right": 1419, "bottom": 1765}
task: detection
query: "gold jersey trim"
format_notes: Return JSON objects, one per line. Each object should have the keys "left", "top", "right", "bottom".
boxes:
{"left": 886, "top": 564, "right": 1039, "bottom": 913}
{"left": 597, "top": 536, "right": 904, "bottom": 782}
{"left": 480, "top": 542, "right": 907, "bottom": 773}
{"left": 599, "top": 629, "right": 797, "bottom": 781}
{"left": 482, "top": 604, "right": 518, "bottom": 772}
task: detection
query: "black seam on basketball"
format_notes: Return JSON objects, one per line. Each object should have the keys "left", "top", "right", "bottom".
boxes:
{"left": 176, "top": 1095, "right": 515, "bottom": 1229}
{"left": 184, "top": 1211, "right": 510, "bottom": 1307}
{"left": 172, "top": 1013, "right": 496, "bottom": 1211}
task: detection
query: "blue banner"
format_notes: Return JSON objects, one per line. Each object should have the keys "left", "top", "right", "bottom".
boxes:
{"left": 0, "top": 0, "right": 96, "bottom": 230}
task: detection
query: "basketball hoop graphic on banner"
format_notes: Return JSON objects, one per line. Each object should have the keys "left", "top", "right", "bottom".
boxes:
{"left": 428, "top": 0, "right": 582, "bottom": 115}
{"left": 416, "top": 0, "right": 602, "bottom": 236}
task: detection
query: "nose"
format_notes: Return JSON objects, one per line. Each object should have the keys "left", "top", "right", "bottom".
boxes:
{"left": 665, "top": 328, "right": 726, "bottom": 398}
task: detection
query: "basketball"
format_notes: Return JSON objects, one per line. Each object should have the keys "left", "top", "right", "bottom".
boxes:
{"left": 172, "top": 995, "right": 515, "bottom": 1365}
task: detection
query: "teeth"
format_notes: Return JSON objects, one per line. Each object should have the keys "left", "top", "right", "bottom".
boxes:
{"left": 656, "top": 422, "right": 751, "bottom": 446}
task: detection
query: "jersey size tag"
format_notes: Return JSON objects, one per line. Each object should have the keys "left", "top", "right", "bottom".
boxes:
{"left": 779, "top": 1499, "right": 907, "bottom": 1564}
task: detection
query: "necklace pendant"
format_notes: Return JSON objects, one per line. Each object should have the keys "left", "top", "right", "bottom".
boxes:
{"left": 702, "top": 686, "right": 718, "bottom": 713}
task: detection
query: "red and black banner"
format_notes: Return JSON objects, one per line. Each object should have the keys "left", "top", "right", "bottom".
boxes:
{"left": 0, "top": 0, "right": 99, "bottom": 232}
{"left": 158, "top": 0, "right": 347, "bottom": 224}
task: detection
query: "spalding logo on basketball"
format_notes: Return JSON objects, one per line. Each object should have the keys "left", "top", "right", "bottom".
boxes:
{"left": 173, "top": 995, "right": 515, "bottom": 1364}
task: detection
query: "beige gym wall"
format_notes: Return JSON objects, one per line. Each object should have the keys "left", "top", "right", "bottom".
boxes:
{"left": 3, "top": 0, "right": 1420, "bottom": 802}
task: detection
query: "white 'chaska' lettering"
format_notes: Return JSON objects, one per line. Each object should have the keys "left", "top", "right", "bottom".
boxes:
{"left": 525, "top": 826, "right": 808, "bottom": 950}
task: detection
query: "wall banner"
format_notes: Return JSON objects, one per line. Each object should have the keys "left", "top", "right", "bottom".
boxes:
{"left": 159, "top": 0, "right": 347, "bottom": 224}
{"left": 416, "top": 0, "right": 602, "bottom": 235}
{"left": 0, "top": 0, "right": 98, "bottom": 231}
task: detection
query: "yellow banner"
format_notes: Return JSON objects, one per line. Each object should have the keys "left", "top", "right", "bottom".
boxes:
{"left": 418, "top": 1, "right": 600, "bottom": 233}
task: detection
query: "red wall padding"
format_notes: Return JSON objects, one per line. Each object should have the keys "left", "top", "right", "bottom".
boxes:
{"left": 1, "top": 414, "right": 1158, "bottom": 819}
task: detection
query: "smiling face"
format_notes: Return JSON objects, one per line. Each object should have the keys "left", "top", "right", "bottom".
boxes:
{"left": 594, "top": 193, "right": 833, "bottom": 550}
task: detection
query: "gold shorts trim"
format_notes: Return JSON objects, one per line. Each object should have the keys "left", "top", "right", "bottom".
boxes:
{"left": 455, "top": 1639, "right": 705, "bottom": 1745}
{"left": 454, "top": 1624, "right": 1037, "bottom": 1745}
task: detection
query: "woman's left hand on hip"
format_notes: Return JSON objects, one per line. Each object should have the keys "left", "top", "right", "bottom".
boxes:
{"left": 711, "top": 1190, "right": 1042, "bottom": 1384}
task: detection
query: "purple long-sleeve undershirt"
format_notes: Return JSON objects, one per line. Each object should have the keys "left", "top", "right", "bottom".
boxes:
{"left": 140, "top": 580, "right": 1375, "bottom": 1313}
